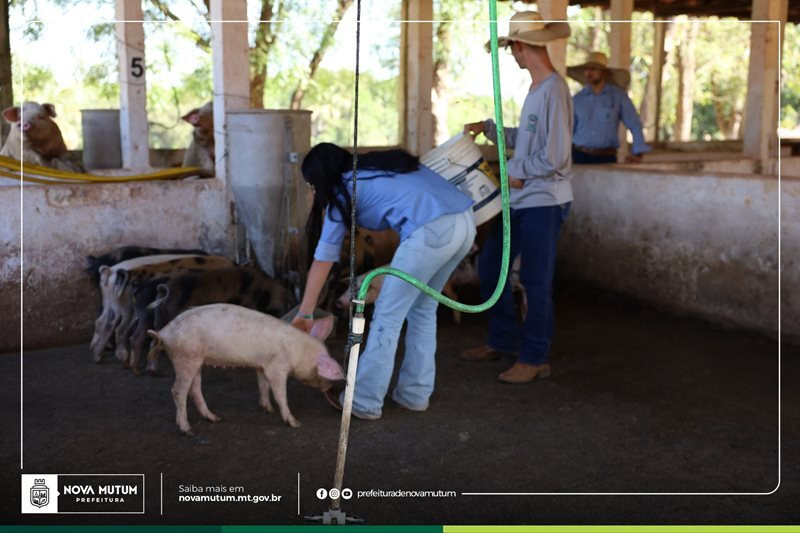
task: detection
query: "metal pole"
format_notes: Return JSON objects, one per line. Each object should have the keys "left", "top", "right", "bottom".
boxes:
{"left": 330, "top": 314, "right": 365, "bottom": 512}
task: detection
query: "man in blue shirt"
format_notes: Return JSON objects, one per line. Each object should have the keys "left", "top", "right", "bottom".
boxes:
{"left": 567, "top": 51, "right": 651, "bottom": 164}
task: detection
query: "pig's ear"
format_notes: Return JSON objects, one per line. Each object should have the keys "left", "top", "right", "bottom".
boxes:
{"left": 42, "top": 103, "right": 57, "bottom": 118}
{"left": 317, "top": 352, "right": 345, "bottom": 381}
{"left": 182, "top": 109, "right": 200, "bottom": 125}
{"left": 2, "top": 106, "right": 20, "bottom": 123}
{"left": 310, "top": 315, "right": 334, "bottom": 341}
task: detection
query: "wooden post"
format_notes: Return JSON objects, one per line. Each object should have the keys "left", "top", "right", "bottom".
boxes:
{"left": 742, "top": 0, "right": 787, "bottom": 170}
{"left": 210, "top": 0, "right": 250, "bottom": 185}
{"left": 609, "top": 0, "right": 633, "bottom": 161}
{"left": 0, "top": 0, "right": 11, "bottom": 145}
{"left": 115, "top": 0, "right": 150, "bottom": 169}
{"left": 402, "top": 0, "right": 434, "bottom": 156}
{"left": 210, "top": 0, "right": 252, "bottom": 262}
{"left": 642, "top": 18, "right": 666, "bottom": 143}
{"left": 538, "top": 0, "right": 568, "bottom": 76}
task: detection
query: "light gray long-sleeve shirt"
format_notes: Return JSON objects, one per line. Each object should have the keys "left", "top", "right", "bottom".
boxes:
{"left": 483, "top": 72, "right": 573, "bottom": 209}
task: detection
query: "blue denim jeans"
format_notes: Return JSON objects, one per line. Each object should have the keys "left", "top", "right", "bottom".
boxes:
{"left": 349, "top": 209, "right": 476, "bottom": 416}
{"left": 479, "top": 203, "right": 571, "bottom": 365}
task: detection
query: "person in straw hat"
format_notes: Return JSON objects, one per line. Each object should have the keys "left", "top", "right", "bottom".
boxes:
{"left": 461, "top": 11, "right": 573, "bottom": 384}
{"left": 567, "top": 51, "right": 651, "bottom": 163}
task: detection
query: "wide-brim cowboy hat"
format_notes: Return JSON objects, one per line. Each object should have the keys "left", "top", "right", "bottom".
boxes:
{"left": 484, "top": 11, "right": 570, "bottom": 51}
{"left": 567, "top": 51, "right": 631, "bottom": 90}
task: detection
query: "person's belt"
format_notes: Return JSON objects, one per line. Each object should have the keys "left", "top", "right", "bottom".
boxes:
{"left": 574, "top": 145, "right": 617, "bottom": 156}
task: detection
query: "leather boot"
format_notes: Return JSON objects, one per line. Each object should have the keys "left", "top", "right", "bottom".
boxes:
{"left": 460, "top": 345, "right": 509, "bottom": 361}
{"left": 497, "top": 362, "right": 551, "bottom": 384}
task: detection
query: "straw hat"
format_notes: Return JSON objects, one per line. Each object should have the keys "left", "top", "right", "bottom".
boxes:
{"left": 567, "top": 51, "right": 631, "bottom": 90}
{"left": 485, "top": 11, "right": 570, "bottom": 51}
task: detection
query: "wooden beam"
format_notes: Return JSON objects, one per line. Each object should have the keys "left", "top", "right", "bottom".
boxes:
{"left": 569, "top": 0, "right": 799, "bottom": 23}
{"left": 402, "top": 0, "right": 434, "bottom": 155}
{"left": 210, "top": 0, "right": 251, "bottom": 261}
{"left": 538, "top": 0, "right": 569, "bottom": 76}
{"left": 210, "top": 0, "right": 250, "bottom": 184}
{"left": 642, "top": 18, "right": 666, "bottom": 142}
{"left": 742, "top": 0, "right": 787, "bottom": 169}
{"left": 399, "top": 1, "right": 409, "bottom": 148}
{"left": 115, "top": 0, "right": 150, "bottom": 168}
{"left": 654, "top": 4, "right": 752, "bottom": 19}
{"left": 609, "top": 0, "right": 633, "bottom": 161}
{"left": 674, "top": 19, "right": 698, "bottom": 142}
{"left": 0, "top": 0, "right": 11, "bottom": 145}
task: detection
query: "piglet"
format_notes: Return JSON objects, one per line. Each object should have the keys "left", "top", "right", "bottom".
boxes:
{"left": 147, "top": 303, "right": 344, "bottom": 435}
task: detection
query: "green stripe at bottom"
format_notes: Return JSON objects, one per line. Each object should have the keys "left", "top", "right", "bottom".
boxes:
{"left": 443, "top": 526, "right": 800, "bottom": 533}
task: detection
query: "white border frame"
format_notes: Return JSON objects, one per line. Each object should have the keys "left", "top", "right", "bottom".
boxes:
{"left": 14, "top": 13, "right": 784, "bottom": 500}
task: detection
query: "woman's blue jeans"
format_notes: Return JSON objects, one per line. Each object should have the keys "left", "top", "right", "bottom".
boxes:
{"left": 349, "top": 210, "right": 476, "bottom": 417}
{"left": 479, "top": 203, "right": 571, "bottom": 365}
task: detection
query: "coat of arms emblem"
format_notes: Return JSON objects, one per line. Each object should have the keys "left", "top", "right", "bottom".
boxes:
{"left": 30, "top": 479, "right": 49, "bottom": 508}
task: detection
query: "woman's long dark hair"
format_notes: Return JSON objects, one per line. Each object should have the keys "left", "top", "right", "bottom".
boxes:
{"left": 302, "top": 142, "right": 420, "bottom": 254}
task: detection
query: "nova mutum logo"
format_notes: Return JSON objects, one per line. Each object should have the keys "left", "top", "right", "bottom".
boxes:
{"left": 29, "top": 479, "right": 49, "bottom": 508}
{"left": 21, "top": 474, "right": 145, "bottom": 514}
{"left": 21, "top": 474, "right": 58, "bottom": 513}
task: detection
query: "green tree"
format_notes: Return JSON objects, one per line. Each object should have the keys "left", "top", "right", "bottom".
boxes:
{"left": 303, "top": 67, "right": 399, "bottom": 147}
{"left": 433, "top": 0, "right": 519, "bottom": 142}
{"left": 780, "top": 23, "right": 800, "bottom": 133}
{"left": 10, "top": 0, "right": 367, "bottom": 148}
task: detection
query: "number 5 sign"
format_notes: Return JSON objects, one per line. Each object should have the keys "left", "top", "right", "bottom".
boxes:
{"left": 130, "top": 57, "right": 144, "bottom": 78}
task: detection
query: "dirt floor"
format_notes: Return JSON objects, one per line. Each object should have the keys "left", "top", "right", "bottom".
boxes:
{"left": 1, "top": 285, "right": 797, "bottom": 525}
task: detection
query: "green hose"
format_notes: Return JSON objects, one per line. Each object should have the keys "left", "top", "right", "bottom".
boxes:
{"left": 354, "top": 0, "right": 510, "bottom": 315}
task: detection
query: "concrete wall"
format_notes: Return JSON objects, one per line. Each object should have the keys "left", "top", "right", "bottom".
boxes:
{"left": 637, "top": 155, "right": 800, "bottom": 177}
{"left": 0, "top": 178, "right": 233, "bottom": 353}
{"left": 558, "top": 166, "right": 798, "bottom": 342}
{"left": 782, "top": 157, "right": 800, "bottom": 177}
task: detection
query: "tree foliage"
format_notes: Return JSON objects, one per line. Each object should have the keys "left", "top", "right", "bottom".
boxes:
{"left": 780, "top": 23, "right": 800, "bottom": 132}
{"left": 566, "top": 10, "right": 773, "bottom": 142}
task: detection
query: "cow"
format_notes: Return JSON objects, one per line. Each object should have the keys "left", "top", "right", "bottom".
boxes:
{"left": 181, "top": 102, "right": 215, "bottom": 172}
{"left": 1, "top": 102, "right": 83, "bottom": 173}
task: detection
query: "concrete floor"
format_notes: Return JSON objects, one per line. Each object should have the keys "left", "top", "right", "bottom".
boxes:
{"left": 1, "top": 286, "right": 796, "bottom": 525}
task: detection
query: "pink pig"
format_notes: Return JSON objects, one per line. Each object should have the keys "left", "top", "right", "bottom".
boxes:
{"left": 148, "top": 303, "right": 344, "bottom": 435}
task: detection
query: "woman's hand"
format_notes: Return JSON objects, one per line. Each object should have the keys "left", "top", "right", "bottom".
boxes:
{"left": 291, "top": 313, "right": 314, "bottom": 333}
{"left": 508, "top": 176, "right": 524, "bottom": 189}
{"left": 293, "top": 259, "right": 335, "bottom": 333}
